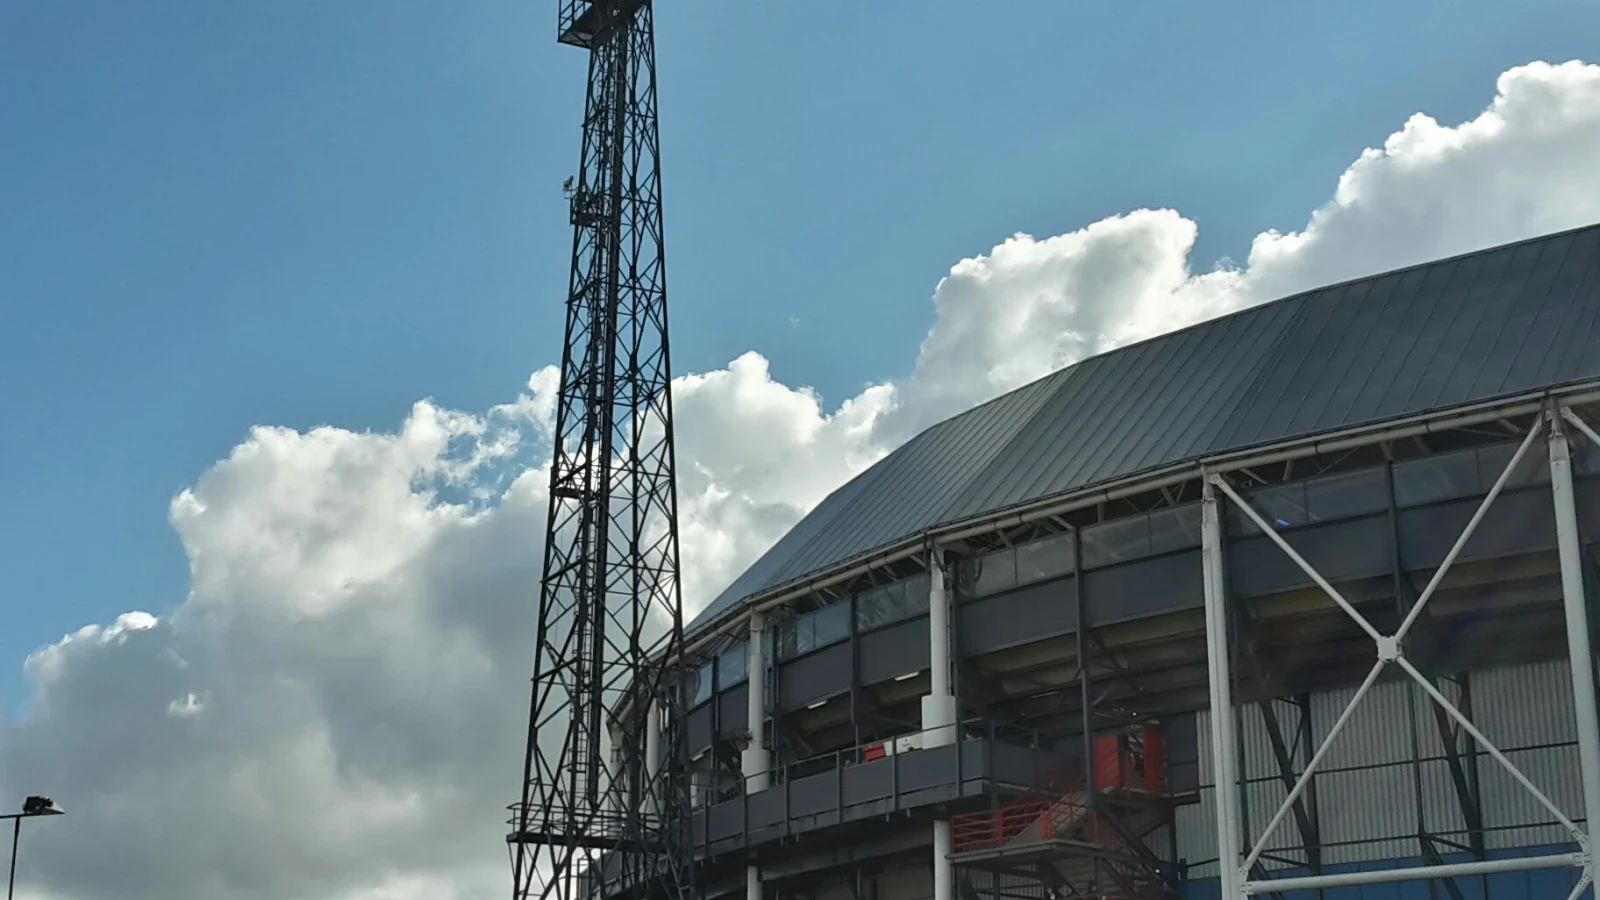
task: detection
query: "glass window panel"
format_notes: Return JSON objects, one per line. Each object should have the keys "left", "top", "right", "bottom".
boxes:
{"left": 775, "top": 620, "right": 799, "bottom": 660}
{"left": 1015, "top": 531, "right": 1076, "bottom": 584}
{"left": 854, "top": 585, "right": 895, "bottom": 631}
{"left": 1476, "top": 441, "right": 1549, "bottom": 491}
{"left": 1148, "top": 503, "right": 1203, "bottom": 555}
{"left": 1393, "top": 449, "right": 1478, "bottom": 507}
{"left": 903, "top": 574, "right": 931, "bottom": 616}
{"left": 690, "top": 662, "right": 714, "bottom": 706}
{"left": 718, "top": 642, "right": 748, "bottom": 686}
{"left": 973, "top": 547, "right": 1017, "bottom": 596}
{"left": 813, "top": 602, "right": 850, "bottom": 648}
{"left": 1303, "top": 468, "right": 1388, "bottom": 522}
{"left": 1082, "top": 515, "right": 1151, "bottom": 568}
{"left": 1577, "top": 439, "right": 1600, "bottom": 476}
{"left": 791, "top": 612, "right": 817, "bottom": 657}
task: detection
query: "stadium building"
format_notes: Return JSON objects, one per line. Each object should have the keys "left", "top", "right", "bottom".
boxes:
{"left": 663, "top": 224, "right": 1600, "bottom": 899}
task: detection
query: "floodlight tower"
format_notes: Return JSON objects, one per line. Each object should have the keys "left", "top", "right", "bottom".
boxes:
{"left": 508, "top": 3, "right": 693, "bottom": 900}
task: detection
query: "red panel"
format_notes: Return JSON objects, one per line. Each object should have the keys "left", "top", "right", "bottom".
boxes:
{"left": 1092, "top": 735, "right": 1123, "bottom": 791}
{"left": 1141, "top": 725, "right": 1166, "bottom": 795}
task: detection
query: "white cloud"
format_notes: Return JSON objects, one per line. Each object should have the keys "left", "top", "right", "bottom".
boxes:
{"left": 4, "top": 58, "right": 1600, "bottom": 900}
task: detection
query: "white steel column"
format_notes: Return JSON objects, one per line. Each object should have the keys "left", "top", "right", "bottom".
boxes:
{"left": 933, "top": 818, "right": 954, "bottom": 900}
{"left": 1201, "top": 478, "right": 1244, "bottom": 897}
{"left": 1550, "top": 406, "right": 1600, "bottom": 857}
{"left": 924, "top": 550, "right": 957, "bottom": 900}
{"left": 1201, "top": 417, "right": 1593, "bottom": 895}
{"left": 743, "top": 611, "right": 770, "bottom": 792}
{"left": 643, "top": 699, "right": 661, "bottom": 818}
{"left": 743, "top": 611, "right": 769, "bottom": 900}
{"left": 922, "top": 553, "right": 957, "bottom": 747}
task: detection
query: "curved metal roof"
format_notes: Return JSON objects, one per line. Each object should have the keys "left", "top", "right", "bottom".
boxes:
{"left": 689, "top": 223, "right": 1600, "bottom": 637}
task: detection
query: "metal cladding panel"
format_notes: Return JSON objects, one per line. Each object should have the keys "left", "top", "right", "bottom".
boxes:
{"left": 1310, "top": 679, "right": 1416, "bottom": 770}
{"left": 716, "top": 682, "right": 748, "bottom": 737}
{"left": 778, "top": 642, "right": 850, "bottom": 711}
{"left": 959, "top": 577, "right": 1076, "bottom": 655}
{"left": 1176, "top": 788, "right": 1220, "bottom": 878}
{"left": 857, "top": 616, "right": 929, "bottom": 685}
{"left": 1479, "top": 745, "right": 1584, "bottom": 850}
{"left": 1473, "top": 658, "right": 1579, "bottom": 746}
{"left": 1314, "top": 764, "right": 1419, "bottom": 864}
{"left": 1082, "top": 551, "right": 1203, "bottom": 626}
{"left": 689, "top": 224, "right": 1600, "bottom": 638}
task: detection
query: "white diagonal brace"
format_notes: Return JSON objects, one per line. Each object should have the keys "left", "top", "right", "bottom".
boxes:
{"left": 1392, "top": 417, "right": 1544, "bottom": 643}
{"left": 1241, "top": 658, "right": 1387, "bottom": 873}
{"left": 1396, "top": 655, "right": 1582, "bottom": 837}
{"left": 1209, "top": 475, "right": 1385, "bottom": 643}
{"left": 1563, "top": 406, "right": 1600, "bottom": 449}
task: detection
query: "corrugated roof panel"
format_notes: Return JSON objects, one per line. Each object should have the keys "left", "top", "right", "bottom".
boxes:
{"left": 688, "top": 224, "right": 1600, "bottom": 637}
{"left": 1542, "top": 232, "right": 1600, "bottom": 386}
{"left": 1155, "top": 298, "right": 1306, "bottom": 461}
{"left": 1411, "top": 244, "right": 1517, "bottom": 411}
{"left": 772, "top": 373, "right": 1063, "bottom": 580}
{"left": 1467, "top": 231, "right": 1580, "bottom": 398}
{"left": 694, "top": 372, "right": 1066, "bottom": 621}
{"left": 1440, "top": 238, "right": 1550, "bottom": 407}
{"left": 1315, "top": 267, "right": 1425, "bottom": 430}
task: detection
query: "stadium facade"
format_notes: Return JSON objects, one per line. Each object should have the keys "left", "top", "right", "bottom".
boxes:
{"left": 646, "top": 224, "right": 1600, "bottom": 899}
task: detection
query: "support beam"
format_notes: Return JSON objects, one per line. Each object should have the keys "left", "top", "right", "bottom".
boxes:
{"left": 1201, "top": 478, "right": 1244, "bottom": 897}
{"left": 923, "top": 552, "right": 957, "bottom": 747}
{"left": 933, "top": 819, "right": 954, "bottom": 900}
{"left": 744, "top": 611, "right": 770, "bottom": 900}
{"left": 744, "top": 611, "right": 771, "bottom": 792}
{"left": 1246, "top": 854, "right": 1587, "bottom": 894}
{"left": 1549, "top": 407, "right": 1600, "bottom": 854}
{"left": 644, "top": 700, "right": 661, "bottom": 818}
{"left": 1208, "top": 417, "right": 1596, "bottom": 894}
{"left": 925, "top": 551, "right": 957, "bottom": 900}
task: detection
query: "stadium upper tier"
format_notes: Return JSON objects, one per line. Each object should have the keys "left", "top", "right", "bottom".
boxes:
{"left": 686, "top": 222, "right": 1600, "bottom": 642}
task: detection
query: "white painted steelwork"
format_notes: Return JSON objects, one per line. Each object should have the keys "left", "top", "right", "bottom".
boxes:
{"left": 1200, "top": 411, "right": 1599, "bottom": 896}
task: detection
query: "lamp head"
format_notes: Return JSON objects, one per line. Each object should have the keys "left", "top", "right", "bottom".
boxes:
{"left": 21, "top": 796, "right": 63, "bottom": 816}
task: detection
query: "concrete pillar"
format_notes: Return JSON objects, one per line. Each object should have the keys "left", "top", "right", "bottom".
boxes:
{"left": 921, "top": 554, "right": 957, "bottom": 747}
{"left": 742, "top": 610, "right": 771, "bottom": 791}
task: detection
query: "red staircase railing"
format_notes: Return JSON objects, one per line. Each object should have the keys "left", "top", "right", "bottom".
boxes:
{"left": 950, "top": 764, "right": 1092, "bottom": 853}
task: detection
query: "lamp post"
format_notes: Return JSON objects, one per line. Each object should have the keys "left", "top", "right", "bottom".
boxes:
{"left": 4, "top": 796, "right": 64, "bottom": 900}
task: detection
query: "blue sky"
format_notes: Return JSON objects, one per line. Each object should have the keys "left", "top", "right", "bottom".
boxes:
{"left": 3, "top": 0, "right": 1599, "bottom": 712}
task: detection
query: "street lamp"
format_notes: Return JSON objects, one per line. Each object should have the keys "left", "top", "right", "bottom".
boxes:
{"left": 4, "top": 796, "right": 64, "bottom": 900}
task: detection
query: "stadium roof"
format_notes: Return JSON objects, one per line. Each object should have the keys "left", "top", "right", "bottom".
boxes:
{"left": 689, "top": 223, "right": 1600, "bottom": 638}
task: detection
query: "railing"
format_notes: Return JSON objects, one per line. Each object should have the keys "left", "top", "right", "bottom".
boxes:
{"left": 950, "top": 789, "right": 1090, "bottom": 851}
{"left": 688, "top": 717, "right": 1056, "bottom": 808}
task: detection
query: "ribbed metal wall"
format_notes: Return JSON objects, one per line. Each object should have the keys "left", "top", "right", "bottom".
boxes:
{"left": 1178, "top": 658, "right": 1589, "bottom": 877}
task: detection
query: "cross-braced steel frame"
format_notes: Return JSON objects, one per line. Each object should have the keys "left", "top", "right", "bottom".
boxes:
{"left": 509, "top": 4, "right": 695, "bottom": 900}
{"left": 1201, "top": 400, "right": 1600, "bottom": 897}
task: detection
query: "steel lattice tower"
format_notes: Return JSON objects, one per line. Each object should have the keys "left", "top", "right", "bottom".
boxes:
{"left": 509, "top": 3, "right": 693, "bottom": 900}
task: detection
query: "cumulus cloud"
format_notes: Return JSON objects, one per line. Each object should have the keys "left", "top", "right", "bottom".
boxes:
{"left": 4, "top": 58, "right": 1600, "bottom": 900}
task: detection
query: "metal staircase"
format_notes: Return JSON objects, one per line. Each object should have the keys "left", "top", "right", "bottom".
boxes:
{"left": 950, "top": 775, "right": 1174, "bottom": 900}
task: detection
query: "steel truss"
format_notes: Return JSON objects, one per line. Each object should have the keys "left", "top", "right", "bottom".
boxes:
{"left": 1200, "top": 402, "right": 1600, "bottom": 898}
{"left": 509, "top": 4, "right": 694, "bottom": 900}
